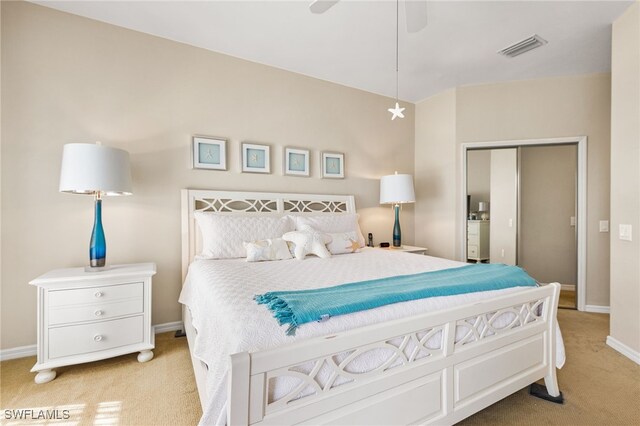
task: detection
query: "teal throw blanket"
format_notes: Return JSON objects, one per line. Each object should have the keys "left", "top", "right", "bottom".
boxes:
{"left": 255, "top": 264, "right": 536, "bottom": 335}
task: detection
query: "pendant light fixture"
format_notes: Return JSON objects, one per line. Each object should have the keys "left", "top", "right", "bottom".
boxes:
{"left": 388, "top": 0, "right": 405, "bottom": 120}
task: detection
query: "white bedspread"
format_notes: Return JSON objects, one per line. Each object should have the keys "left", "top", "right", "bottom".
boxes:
{"left": 179, "top": 249, "right": 565, "bottom": 425}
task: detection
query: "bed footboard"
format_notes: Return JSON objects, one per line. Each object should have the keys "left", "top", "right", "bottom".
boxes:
{"left": 228, "top": 283, "right": 560, "bottom": 425}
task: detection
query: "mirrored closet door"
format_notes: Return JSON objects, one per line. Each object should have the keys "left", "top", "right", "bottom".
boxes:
{"left": 466, "top": 144, "right": 578, "bottom": 309}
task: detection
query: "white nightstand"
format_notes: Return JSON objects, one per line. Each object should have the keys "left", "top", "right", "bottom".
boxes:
{"left": 376, "top": 245, "right": 428, "bottom": 255}
{"left": 467, "top": 220, "right": 490, "bottom": 262}
{"left": 29, "top": 263, "right": 156, "bottom": 384}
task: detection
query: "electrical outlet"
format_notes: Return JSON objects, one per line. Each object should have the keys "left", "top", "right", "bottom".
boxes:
{"left": 619, "top": 224, "right": 632, "bottom": 241}
{"left": 501, "top": 248, "right": 505, "bottom": 258}
{"left": 599, "top": 220, "right": 609, "bottom": 233}
{"left": 570, "top": 216, "right": 576, "bottom": 226}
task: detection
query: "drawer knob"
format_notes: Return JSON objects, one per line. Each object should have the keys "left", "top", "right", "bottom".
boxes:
{"left": 94, "top": 334, "right": 103, "bottom": 342}
{"left": 94, "top": 310, "right": 104, "bottom": 317}
{"left": 94, "top": 291, "right": 103, "bottom": 298}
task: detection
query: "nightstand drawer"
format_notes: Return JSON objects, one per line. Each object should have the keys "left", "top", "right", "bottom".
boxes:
{"left": 49, "top": 282, "right": 143, "bottom": 307}
{"left": 48, "top": 315, "right": 144, "bottom": 359}
{"left": 49, "top": 298, "right": 143, "bottom": 326}
{"left": 468, "top": 223, "right": 479, "bottom": 235}
{"left": 468, "top": 234, "right": 479, "bottom": 245}
{"left": 468, "top": 245, "right": 479, "bottom": 258}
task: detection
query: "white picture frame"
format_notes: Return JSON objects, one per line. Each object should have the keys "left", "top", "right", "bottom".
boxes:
{"left": 242, "top": 143, "right": 271, "bottom": 174}
{"left": 192, "top": 136, "right": 227, "bottom": 170}
{"left": 321, "top": 152, "right": 344, "bottom": 179}
{"left": 284, "top": 147, "right": 310, "bottom": 177}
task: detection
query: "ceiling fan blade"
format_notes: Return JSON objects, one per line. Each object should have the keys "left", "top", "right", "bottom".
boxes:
{"left": 405, "top": 0, "right": 428, "bottom": 33}
{"left": 309, "top": 0, "right": 340, "bottom": 14}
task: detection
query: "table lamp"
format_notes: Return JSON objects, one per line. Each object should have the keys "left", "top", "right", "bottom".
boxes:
{"left": 478, "top": 201, "right": 490, "bottom": 220}
{"left": 380, "top": 172, "right": 416, "bottom": 247}
{"left": 59, "top": 143, "right": 132, "bottom": 271}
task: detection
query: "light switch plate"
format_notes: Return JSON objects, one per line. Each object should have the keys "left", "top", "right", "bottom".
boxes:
{"left": 570, "top": 216, "right": 576, "bottom": 226}
{"left": 619, "top": 224, "right": 632, "bottom": 241}
{"left": 599, "top": 220, "right": 609, "bottom": 233}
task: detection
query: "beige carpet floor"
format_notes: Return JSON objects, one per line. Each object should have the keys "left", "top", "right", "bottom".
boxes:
{"left": 1, "top": 332, "right": 201, "bottom": 425}
{"left": 559, "top": 290, "right": 577, "bottom": 309}
{"left": 2, "top": 310, "right": 639, "bottom": 425}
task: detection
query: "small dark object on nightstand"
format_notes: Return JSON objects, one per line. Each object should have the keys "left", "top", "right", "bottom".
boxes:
{"left": 529, "top": 383, "right": 564, "bottom": 404}
{"left": 380, "top": 242, "right": 390, "bottom": 248}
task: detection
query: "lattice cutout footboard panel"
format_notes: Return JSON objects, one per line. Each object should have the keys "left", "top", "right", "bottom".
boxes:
{"left": 455, "top": 299, "right": 545, "bottom": 347}
{"left": 265, "top": 326, "right": 444, "bottom": 411}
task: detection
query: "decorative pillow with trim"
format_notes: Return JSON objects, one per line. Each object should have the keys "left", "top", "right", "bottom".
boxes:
{"left": 243, "top": 238, "right": 293, "bottom": 262}
{"left": 293, "top": 214, "right": 366, "bottom": 247}
{"left": 326, "top": 231, "right": 361, "bottom": 255}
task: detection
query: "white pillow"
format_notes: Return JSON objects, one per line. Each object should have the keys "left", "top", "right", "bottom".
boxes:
{"left": 326, "top": 231, "right": 361, "bottom": 255}
{"left": 243, "top": 238, "right": 293, "bottom": 262}
{"left": 282, "top": 227, "right": 332, "bottom": 260}
{"left": 294, "top": 214, "right": 366, "bottom": 247}
{"left": 194, "top": 213, "right": 294, "bottom": 259}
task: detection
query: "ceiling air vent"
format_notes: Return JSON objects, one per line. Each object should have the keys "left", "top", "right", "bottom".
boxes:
{"left": 498, "top": 35, "right": 548, "bottom": 58}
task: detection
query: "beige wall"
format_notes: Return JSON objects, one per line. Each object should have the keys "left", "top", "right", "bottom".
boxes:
{"left": 415, "top": 73, "right": 611, "bottom": 306}
{"left": 0, "top": 2, "right": 415, "bottom": 349}
{"left": 610, "top": 2, "right": 640, "bottom": 354}
{"left": 520, "top": 145, "right": 578, "bottom": 286}
{"left": 414, "top": 90, "right": 457, "bottom": 259}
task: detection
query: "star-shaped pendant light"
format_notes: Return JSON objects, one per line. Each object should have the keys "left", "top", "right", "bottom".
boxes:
{"left": 389, "top": 0, "right": 404, "bottom": 121}
{"left": 388, "top": 102, "right": 405, "bottom": 120}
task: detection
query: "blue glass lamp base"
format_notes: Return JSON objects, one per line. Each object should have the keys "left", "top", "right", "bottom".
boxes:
{"left": 89, "top": 198, "right": 107, "bottom": 270}
{"left": 392, "top": 204, "right": 402, "bottom": 247}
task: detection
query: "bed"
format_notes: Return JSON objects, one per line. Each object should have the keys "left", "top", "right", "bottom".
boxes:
{"left": 179, "top": 189, "right": 564, "bottom": 425}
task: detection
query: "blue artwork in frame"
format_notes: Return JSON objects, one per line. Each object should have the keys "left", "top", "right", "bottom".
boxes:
{"left": 242, "top": 143, "right": 271, "bottom": 174}
{"left": 284, "top": 147, "right": 310, "bottom": 176}
{"left": 322, "top": 152, "right": 344, "bottom": 179}
{"left": 193, "top": 136, "right": 227, "bottom": 170}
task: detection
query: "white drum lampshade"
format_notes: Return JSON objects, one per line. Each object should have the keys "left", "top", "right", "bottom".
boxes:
{"left": 380, "top": 173, "right": 416, "bottom": 205}
{"left": 59, "top": 143, "right": 132, "bottom": 270}
{"left": 380, "top": 172, "right": 415, "bottom": 247}
{"left": 59, "top": 143, "right": 132, "bottom": 195}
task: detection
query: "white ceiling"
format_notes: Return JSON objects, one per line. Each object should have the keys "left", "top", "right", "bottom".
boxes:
{"left": 31, "top": 0, "right": 633, "bottom": 103}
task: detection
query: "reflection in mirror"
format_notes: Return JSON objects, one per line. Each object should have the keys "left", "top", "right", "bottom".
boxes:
{"left": 466, "top": 145, "right": 578, "bottom": 309}
{"left": 466, "top": 150, "right": 491, "bottom": 263}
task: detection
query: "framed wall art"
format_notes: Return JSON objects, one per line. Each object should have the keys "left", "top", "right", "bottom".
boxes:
{"left": 321, "top": 151, "right": 344, "bottom": 179}
{"left": 242, "top": 143, "right": 271, "bottom": 174}
{"left": 192, "top": 136, "right": 227, "bottom": 170}
{"left": 284, "top": 147, "right": 310, "bottom": 177}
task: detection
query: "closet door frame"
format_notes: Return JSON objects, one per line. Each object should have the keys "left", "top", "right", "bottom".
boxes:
{"left": 461, "top": 136, "right": 587, "bottom": 311}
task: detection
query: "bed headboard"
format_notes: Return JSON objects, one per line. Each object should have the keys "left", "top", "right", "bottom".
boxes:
{"left": 181, "top": 189, "right": 357, "bottom": 281}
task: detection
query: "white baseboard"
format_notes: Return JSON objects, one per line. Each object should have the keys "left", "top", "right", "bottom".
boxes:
{"left": 0, "top": 320, "right": 185, "bottom": 362}
{"left": 561, "top": 284, "right": 576, "bottom": 291}
{"left": 0, "top": 344, "right": 37, "bottom": 362}
{"left": 153, "top": 321, "right": 184, "bottom": 334}
{"left": 585, "top": 305, "right": 610, "bottom": 314}
{"left": 606, "top": 336, "right": 640, "bottom": 365}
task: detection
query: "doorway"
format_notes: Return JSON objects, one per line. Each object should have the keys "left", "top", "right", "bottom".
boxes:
{"left": 461, "top": 137, "right": 587, "bottom": 311}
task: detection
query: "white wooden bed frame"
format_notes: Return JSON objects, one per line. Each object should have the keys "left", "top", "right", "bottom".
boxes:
{"left": 181, "top": 189, "right": 561, "bottom": 425}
